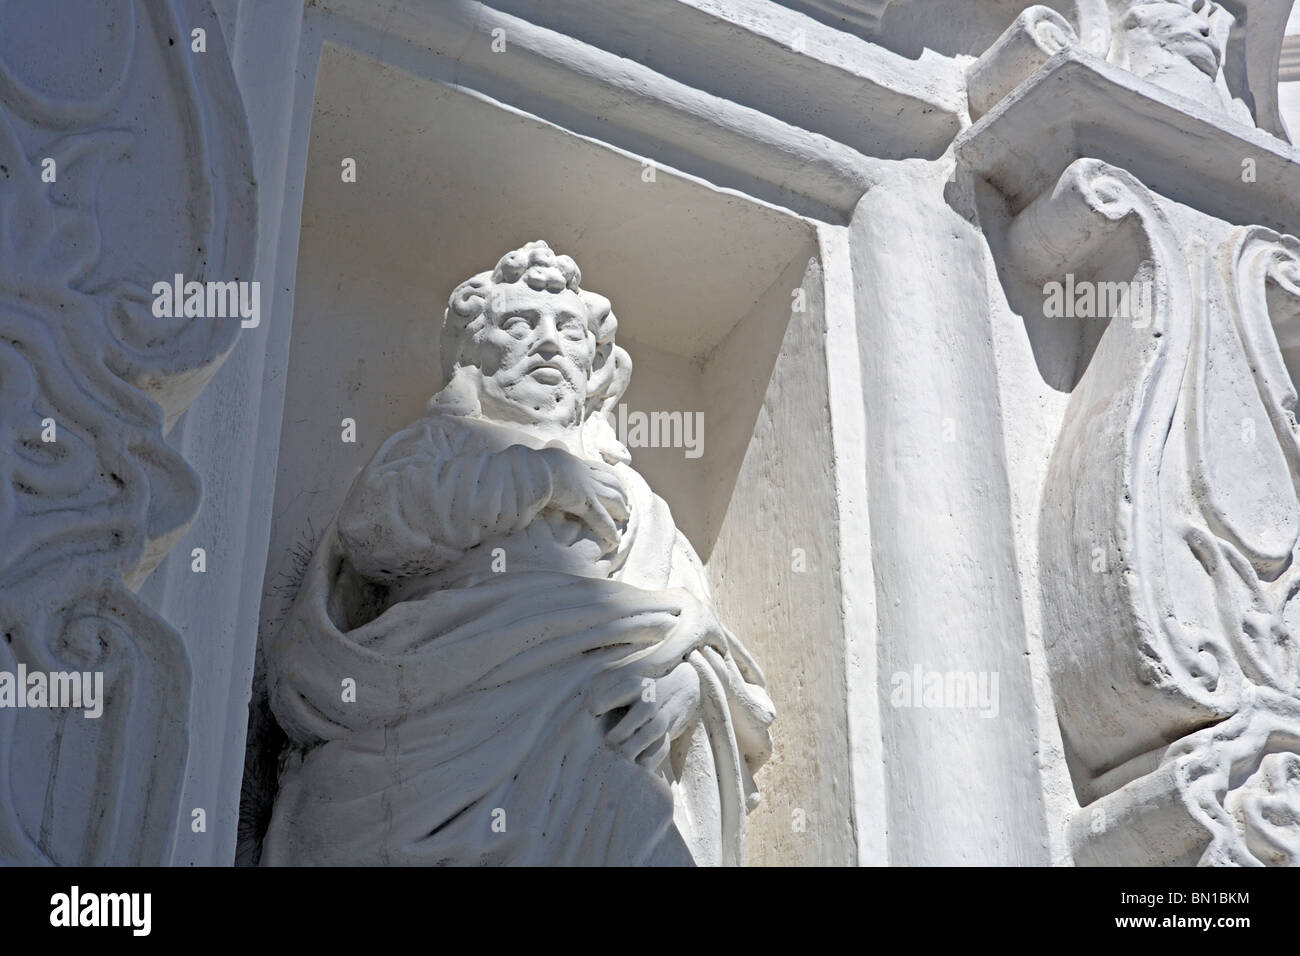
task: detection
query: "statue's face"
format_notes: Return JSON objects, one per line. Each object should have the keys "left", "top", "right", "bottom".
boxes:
{"left": 1120, "top": 0, "right": 1227, "bottom": 79}
{"left": 471, "top": 283, "right": 594, "bottom": 427}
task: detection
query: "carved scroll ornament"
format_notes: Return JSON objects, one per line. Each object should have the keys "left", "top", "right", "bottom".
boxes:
{"left": 0, "top": 0, "right": 256, "bottom": 864}
{"left": 1022, "top": 158, "right": 1300, "bottom": 865}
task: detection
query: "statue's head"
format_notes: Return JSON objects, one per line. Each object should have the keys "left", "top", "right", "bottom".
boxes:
{"left": 1109, "top": 0, "right": 1232, "bottom": 84}
{"left": 437, "top": 241, "right": 631, "bottom": 448}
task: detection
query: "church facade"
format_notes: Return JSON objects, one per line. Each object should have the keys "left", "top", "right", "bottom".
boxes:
{"left": 1, "top": 0, "right": 1299, "bottom": 868}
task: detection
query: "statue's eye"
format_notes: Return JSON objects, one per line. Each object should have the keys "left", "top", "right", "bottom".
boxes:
{"left": 558, "top": 318, "right": 586, "bottom": 340}
{"left": 503, "top": 316, "right": 531, "bottom": 337}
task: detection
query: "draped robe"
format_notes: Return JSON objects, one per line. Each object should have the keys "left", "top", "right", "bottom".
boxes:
{"left": 262, "top": 404, "right": 773, "bottom": 866}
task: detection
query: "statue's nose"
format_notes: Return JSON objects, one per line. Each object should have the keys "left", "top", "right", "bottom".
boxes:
{"left": 1190, "top": 0, "right": 1213, "bottom": 32}
{"left": 532, "top": 318, "right": 562, "bottom": 356}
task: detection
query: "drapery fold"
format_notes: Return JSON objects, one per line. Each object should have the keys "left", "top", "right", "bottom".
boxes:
{"left": 263, "top": 413, "right": 772, "bottom": 866}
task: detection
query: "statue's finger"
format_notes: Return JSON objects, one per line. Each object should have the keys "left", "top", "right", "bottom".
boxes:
{"left": 605, "top": 697, "right": 654, "bottom": 744}
{"left": 599, "top": 490, "right": 630, "bottom": 522}
{"left": 637, "top": 735, "right": 672, "bottom": 773}
{"left": 620, "top": 713, "right": 670, "bottom": 762}
{"left": 585, "top": 674, "right": 643, "bottom": 717}
{"left": 586, "top": 500, "right": 619, "bottom": 548}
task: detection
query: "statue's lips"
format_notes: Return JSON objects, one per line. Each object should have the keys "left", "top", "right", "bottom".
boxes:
{"left": 526, "top": 365, "right": 567, "bottom": 385}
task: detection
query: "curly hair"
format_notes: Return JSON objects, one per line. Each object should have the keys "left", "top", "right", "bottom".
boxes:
{"left": 438, "top": 241, "right": 631, "bottom": 443}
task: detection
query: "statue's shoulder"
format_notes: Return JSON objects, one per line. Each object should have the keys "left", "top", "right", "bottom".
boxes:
{"left": 358, "top": 410, "right": 474, "bottom": 472}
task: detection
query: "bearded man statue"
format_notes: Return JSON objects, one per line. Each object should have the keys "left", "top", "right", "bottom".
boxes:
{"left": 261, "top": 240, "right": 774, "bottom": 866}
{"left": 1107, "top": 0, "right": 1249, "bottom": 121}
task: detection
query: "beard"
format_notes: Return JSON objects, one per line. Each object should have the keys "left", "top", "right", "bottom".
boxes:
{"left": 479, "top": 359, "right": 587, "bottom": 426}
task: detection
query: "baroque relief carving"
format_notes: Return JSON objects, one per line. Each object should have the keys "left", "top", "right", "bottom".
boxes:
{"left": 1019, "top": 158, "right": 1300, "bottom": 864}
{"left": 0, "top": 1, "right": 256, "bottom": 864}
{"left": 968, "top": 6, "right": 1085, "bottom": 118}
{"left": 262, "top": 241, "right": 774, "bottom": 866}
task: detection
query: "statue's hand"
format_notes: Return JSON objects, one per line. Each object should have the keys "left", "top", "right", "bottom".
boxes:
{"left": 584, "top": 589, "right": 727, "bottom": 757}
{"left": 603, "top": 660, "right": 701, "bottom": 771}
{"left": 540, "top": 448, "right": 629, "bottom": 550}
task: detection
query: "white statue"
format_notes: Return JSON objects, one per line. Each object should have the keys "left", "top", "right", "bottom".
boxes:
{"left": 966, "top": 1, "right": 1259, "bottom": 127}
{"left": 261, "top": 241, "right": 773, "bottom": 865}
{"left": 1108, "top": 0, "right": 1248, "bottom": 120}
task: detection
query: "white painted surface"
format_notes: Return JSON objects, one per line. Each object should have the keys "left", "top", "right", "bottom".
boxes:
{"left": 5, "top": 0, "right": 1299, "bottom": 867}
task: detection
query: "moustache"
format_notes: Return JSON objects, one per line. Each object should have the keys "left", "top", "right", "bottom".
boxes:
{"left": 506, "top": 356, "right": 577, "bottom": 385}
